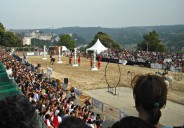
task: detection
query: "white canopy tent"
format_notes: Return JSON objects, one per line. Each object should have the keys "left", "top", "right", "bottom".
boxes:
{"left": 86, "top": 39, "right": 108, "bottom": 54}
{"left": 61, "top": 46, "right": 68, "bottom": 51}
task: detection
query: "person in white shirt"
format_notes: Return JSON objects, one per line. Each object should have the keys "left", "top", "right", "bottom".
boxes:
{"left": 6, "top": 66, "right": 13, "bottom": 78}
{"left": 44, "top": 114, "right": 53, "bottom": 128}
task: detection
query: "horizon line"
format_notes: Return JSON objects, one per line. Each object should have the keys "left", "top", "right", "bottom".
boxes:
{"left": 8, "top": 24, "right": 184, "bottom": 30}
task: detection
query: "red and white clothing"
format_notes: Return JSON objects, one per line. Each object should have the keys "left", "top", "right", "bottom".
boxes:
{"left": 44, "top": 119, "right": 52, "bottom": 127}
{"left": 51, "top": 115, "right": 62, "bottom": 128}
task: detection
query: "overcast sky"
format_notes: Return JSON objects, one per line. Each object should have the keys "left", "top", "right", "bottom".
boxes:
{"left": 0, "top": 0, "right": 184, "bottom": 29}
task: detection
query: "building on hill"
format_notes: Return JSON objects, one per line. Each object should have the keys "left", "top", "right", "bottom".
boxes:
{"left": 22, "top": 31, "right": 53, "bottom": 45}
{"left": 23, "top": 36, "right": 31, "bottom": 45}
{"left": 40, "top": 33, "right": 52, "bottom": 41}
{"left": 31, "top": 31, "right": 40, "bottom": 39}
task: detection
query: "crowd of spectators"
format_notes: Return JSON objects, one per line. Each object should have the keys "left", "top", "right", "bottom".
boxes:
{"left": 0, "top": 51, "right": 105, "bottom": 128}
{"left": 99, "top": 49, "right": 184, "bottom": 71}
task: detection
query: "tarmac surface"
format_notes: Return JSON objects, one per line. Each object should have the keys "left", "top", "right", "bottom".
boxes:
{"left": 83, "top": 87, "right": 184, "bottom": 127}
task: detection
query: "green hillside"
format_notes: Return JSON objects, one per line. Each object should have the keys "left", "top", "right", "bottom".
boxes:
{"left": 20, "top": 25, "right": 184, "bottom": 51}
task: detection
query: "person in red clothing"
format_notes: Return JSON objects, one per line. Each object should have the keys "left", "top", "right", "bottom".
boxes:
{"left": 78, "top": 56, "right": 81, "bottom": 66}
{"left": 98, "top": 61, "right": 101, "bottom": 69}
{"left": 90, "top": 57, "right": 93, "bottom": 68}
{"left": 99, "top": 55, "right": 102, "bottom": 61}
{"left": 69, "top": 56, "right": 72, "bottom": 64}
{"left": 51, "top": 110, "right": 62, "bottom": 128}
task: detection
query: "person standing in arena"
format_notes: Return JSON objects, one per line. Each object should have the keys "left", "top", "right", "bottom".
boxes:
{"left": 97, "top": 60, "right": 101, "bottom": 69}
{"left": 90, "top": 56, "right": 93, "bottom": 68}
{"left": 50, "top": 55, "right": 55, "bottom": 65}
{"left": 78, "top": 56, "right": 81, "bottom": 66}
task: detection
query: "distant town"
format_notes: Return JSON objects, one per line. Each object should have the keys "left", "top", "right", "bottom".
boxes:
{"left": 10, "top": 30, "right": 60, "bottom": 46}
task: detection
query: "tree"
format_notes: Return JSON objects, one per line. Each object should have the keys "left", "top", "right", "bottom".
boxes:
{"left": 0, "top": 22, "right": 5, "bottom": 32}
{"left": 72, "top": 33, "right": 87, "bottom": 45}
{"left": 0, "top": 22, "right": 22, "bottom": 47}
{"left": 137, "top": 31, "right": 166, "bottom": 52}
{"left": 57, "top": 34, "right": 75, "bottom": 50}
{"left": 3, "top": 31, "right": 22, "bottom": 47}
{"left": 0, "top": 23, "right": 5, "bottom": 46}
{"left": 87, "top": 32, "right": 120, "bottom": 49}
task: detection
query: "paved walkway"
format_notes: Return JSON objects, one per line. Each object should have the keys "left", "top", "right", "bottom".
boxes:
{"left": 83, "top": 87, "right": 184, "bottom": 126}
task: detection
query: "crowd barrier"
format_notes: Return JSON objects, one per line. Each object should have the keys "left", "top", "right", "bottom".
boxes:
{"left": 97, "top": 57, "right": 151, "bottom": 67}
{"left": 26, "top": 52, "right": 48, "bottom": 56}
{"left": 73, "top": 87, "right": 128, "bottom": 120}
{"left": 92, "top": 98, "right": 104, "bottom": 112}
{"left": 151, "top": 63, "right": 184, "bottom": 73}
{"left": 103, "top": 104, "right": 120, "bottom": 118}
{"left": 150, "top": 63, "right": 162, "bottom": 69}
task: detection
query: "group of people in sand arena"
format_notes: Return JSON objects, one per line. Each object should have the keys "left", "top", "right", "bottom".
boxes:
{"left": 0, "top": 50, "right": 183, "bottom": 128}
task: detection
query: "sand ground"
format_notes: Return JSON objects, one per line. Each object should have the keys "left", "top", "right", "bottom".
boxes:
{"left": 27, "top": 55, "right": 184, "bottom": 126}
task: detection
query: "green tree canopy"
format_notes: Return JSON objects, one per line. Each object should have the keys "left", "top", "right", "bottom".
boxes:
{"left": 72, "top": 33, "right": 86, "bottom": 45}
{"left": 137, "top": 31, "right": 166, "bottom": 52}
{"left": 0, "top": 23, "right": 5, "bottom": 32}
{"left": 57, "top": 34, "right": 75, "bottom": 50}
{"left": 87, "top": 32, "right": 120, "bottom": 49}
{"left": 0, "top": 23, "right": 21, "bottom": 47}
{"left": 3, "top": 31, "right": 22, "bottom": 47}
{"left": 0, "top": 23, "right": 5, "bottom": 46}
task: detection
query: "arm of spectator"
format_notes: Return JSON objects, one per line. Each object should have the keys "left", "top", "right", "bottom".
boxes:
{"left": 103, "top": 116, "right": 105, "bottom": 121}
{"left": 58, "top": 116, "right": 62, "bottom": 123}
{"left": 51, "top": 115, "right": 54, "bottom": 122}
